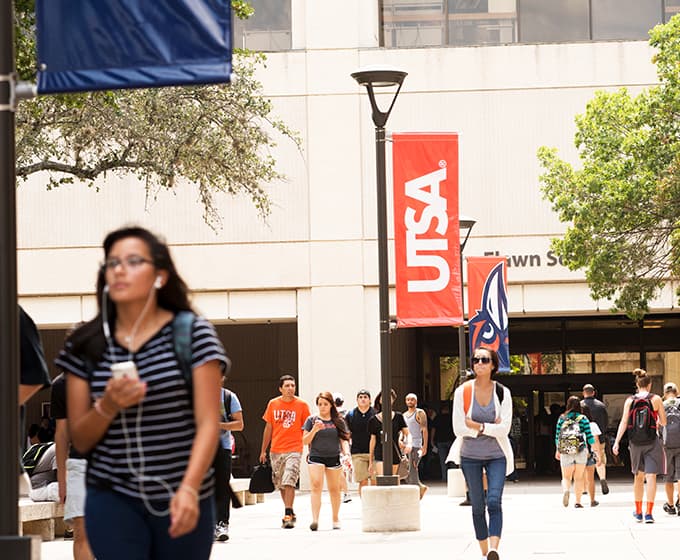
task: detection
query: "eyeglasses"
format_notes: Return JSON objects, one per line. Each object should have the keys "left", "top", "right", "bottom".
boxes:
{"left": 472, "top": 356, "right": 491, "bottom": 364}
{"left": 104, "top": 256, "right": 153, "bottom": 270}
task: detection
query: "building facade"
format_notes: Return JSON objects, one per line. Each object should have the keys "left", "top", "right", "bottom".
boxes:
{"left": 19, "top": 1, "right": 680, "bottom": 472}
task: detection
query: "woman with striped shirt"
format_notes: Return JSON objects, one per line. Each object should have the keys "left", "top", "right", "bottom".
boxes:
{"left": 57, "top": 227, "right": 227, "bottom": 560}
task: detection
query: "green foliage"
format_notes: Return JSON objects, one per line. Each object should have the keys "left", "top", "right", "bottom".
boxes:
{"left": 539, "top": 15, "right": 680, "bottom": 318}
{"left": 13, "top": 1, "right": 298, "bottom": 230}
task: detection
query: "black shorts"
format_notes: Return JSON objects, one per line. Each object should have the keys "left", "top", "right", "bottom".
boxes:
{"left": 307, "top": 455, "right": 341, "bottom": 468}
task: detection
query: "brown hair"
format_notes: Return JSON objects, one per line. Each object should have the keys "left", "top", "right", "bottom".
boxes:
{"left": 473, "top": 347, "right": 499, "bottom": 376}
{"left": 564, "top": 395, "right": 582, "bottom": 415}
{"left": 633, "top": 368, "right": 652, "bottom": 389}
{"left": 316, "top": 391, "right": 350, "bottom": 441}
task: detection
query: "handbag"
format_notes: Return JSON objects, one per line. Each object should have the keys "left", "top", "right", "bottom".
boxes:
{"left": 249, "top": 462, "right": 275, "bottom": 494}
{"left": 394, "top": 443, "right": 410, "bottom": 481}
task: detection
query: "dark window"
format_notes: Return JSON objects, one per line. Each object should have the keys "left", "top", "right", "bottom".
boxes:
{"left": 592, "top": 0, "right": 662, "bottom": 40}
{"left": 447, "top": 0, "right": 517, "bottom": 46}
{"left": 232, "top": 0, "right": 291, "bottom": 51}
{"left": 665, "top": 0, "right": 680, "bottom": 21}
{"left": 518, "top": 0, "right": 589, "bottom": 43}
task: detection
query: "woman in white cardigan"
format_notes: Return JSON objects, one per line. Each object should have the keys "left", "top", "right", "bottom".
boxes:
{"left": 450, "top": 348, "right": 513, "bottom": 560}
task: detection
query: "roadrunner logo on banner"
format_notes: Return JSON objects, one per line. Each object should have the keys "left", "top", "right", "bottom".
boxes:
{"left": 467, "top": 258, "right": 510, "bottom": 372}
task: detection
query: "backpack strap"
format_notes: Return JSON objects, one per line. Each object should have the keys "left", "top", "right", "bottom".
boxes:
{"left": 223, "top": 388, "right": 233, "bottom": 422}
{"left": 495, "top": 381, "right": 505, "bottom": 404}
{"left": 463, "top": 382, "right": 473, "bottom": 415}
{"left": 172, "top": 310, "right": 196, "bottom": 394}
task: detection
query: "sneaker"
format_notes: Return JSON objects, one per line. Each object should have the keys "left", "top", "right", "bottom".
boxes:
{"left": 562, "top": 491, "right": 570, "bottom": 507}
{"left": 633, "top": 512, "right": 643, "bottom": 523}
{"left": 332, "top": 521, "right": 341, "bottom": 530}
{"left": 663, "top": 502, "right": 677, "bottom": 515}
{"left": 214, "top": 521, "right": 229, "bottom": 542}
{"left": 644, "top": 514, "right": 655, "bottom": 524}
{"left": 600, "top": 479, "right": 609, "bottom": 495}
{"left": 487, "top": 550, "right": 499, "bottom": 560}
{"left": 459, "top": 498, "right": 471, "bottom": 506}
{"left": 63, "top": 528, "right": 74, "bottom": 539}
{"left": 574, "top": 503, "right": 584, "bottom": 509}
{"left": 676, "top": 500, "right": 680, "bottom": 516}
{"left": 282, "top": 515, "right": 295, "bottom": 529}
{"left": 591, "top": 500, "right": 599, "bottom": 507}
{"left": 343, "top": 493, "right": 352, "bottom": 503}
{"left": 309, "top": 521, "right": 318, "bottom": 531}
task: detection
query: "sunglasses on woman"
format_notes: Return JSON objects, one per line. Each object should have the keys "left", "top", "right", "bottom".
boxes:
{"left": 472, "top": 356, "right": 491, "bottom": 364}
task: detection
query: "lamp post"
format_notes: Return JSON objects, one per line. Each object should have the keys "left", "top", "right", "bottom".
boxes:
{"left": 0, "top": 0, "right": 30, "bottom": 557}
{"left": 457, "top": 216, "right": 476, "bottom": 383}
{"left": 351, "top": 66, "right": 406, "bottom": 486}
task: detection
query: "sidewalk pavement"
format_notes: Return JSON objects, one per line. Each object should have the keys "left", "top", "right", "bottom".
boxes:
{"left": 42, "top": 478, "right": 675, "bottom": 559}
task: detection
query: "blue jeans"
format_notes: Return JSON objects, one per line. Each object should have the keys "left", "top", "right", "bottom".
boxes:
{"left": 436, "top": 441, "right": 453, "bottom": 480}
{"left": 85, "top": 486, "right": 215, "bottom": 560}
{"left": 460, "top": 455, "right": 507, "bottom": 541}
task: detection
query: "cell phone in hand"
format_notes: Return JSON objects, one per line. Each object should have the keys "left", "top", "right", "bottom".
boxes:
{"left": 110, "top": 361, "right": 139, "bottom": 380}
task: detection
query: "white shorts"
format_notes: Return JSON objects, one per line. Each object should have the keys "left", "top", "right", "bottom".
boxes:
{"left": 64, "top": 458, "right": 87, "bottom": 524}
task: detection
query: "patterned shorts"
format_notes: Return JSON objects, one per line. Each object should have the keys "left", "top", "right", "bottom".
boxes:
{"left": 270, "top": 451, "right": 301, "bottom": 489}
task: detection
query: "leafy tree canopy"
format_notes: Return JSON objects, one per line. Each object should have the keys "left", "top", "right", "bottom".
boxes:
{"left": 13, "top": 0, "right": 297, "bottom": 229}
{"left": 539, "top": 15, "right": 680, "bottom": 319}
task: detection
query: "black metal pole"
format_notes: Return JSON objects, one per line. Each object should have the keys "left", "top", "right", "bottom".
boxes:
{"left": 375, "top": 125, "right": 397, "bottom": 485}
{"left": 0, "top": 0, "right": 30, "bottom": 556}
{"left": 458, "top": 248, "right": 467, "bottom": 381}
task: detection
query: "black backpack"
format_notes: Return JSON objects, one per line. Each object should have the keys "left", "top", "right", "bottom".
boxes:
{"left": 627, "top": 395, "right": 658, "bottom": 445}
{"left": 22, "top": 442, "right": 54, "bottom": 477}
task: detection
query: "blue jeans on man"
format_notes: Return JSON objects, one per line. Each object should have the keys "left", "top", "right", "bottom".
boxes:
{"left": 460, "top": 456, "right": 507, "bottom": 541}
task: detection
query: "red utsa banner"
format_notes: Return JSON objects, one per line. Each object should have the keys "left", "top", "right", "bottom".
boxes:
{"left": 467, "top": 256, "right": 510, "bottom": 372}
{"left": 392, "top": 133, "right": 462, "bottom": 328}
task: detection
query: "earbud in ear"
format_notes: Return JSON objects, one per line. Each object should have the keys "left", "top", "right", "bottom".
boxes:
{"left": 103, "top": 284, "right": 109, "bottom": 293}
{"left": 154, "top": 276, "right": 162, "bottom": 289}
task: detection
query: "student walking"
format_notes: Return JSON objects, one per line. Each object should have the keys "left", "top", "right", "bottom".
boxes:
{"left": 580, "top": 403, "right": 603, "bottom": 507}
{"left": 555, "top": 396, "right": 595, "bottom": 508}
{"left": 259, "top": 374, "right": 311, "bottom": 529}
{"left": 613, "top": 368, "right": 667, "bottom": 523}
{"left": 451, "top": 348, "right": 513, "bottom": 560}
{"left": 302, "top": 392, "right": 350, "bottom": 530}
{"left": 344, "top": 390, "right": 376, "bottom": 496}
{"left": 57, "top": 226, "right": 228, "bottom": 560}
{"left": 214, "top": 380, "right": 244, "bottom": 541}
{"left": 581, "top": 383, "right": 609, "bottom": 495}
{"left": 660, "top": 382, "right": 680, "bottom": 515}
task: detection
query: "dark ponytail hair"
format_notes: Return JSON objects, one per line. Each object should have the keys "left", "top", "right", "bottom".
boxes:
{"left": 66, "top": 226, "right": 192, "bottom": 363}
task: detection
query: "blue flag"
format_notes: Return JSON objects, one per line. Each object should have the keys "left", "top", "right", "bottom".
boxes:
{"left": 36, "top": 1, "right": 232, "bottom": 94}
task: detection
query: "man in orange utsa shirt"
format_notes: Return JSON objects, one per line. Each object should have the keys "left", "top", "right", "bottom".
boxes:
{"left": 259, "top": 374, "right": 311, "bottom": 528}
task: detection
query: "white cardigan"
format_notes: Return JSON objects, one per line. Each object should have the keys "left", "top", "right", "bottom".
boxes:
{"left": 447, "top": 380, "right": 514, "bottom": 476}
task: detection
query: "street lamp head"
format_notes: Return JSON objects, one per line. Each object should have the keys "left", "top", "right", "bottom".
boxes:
{"left": 351, "top": 65, "right": 407, "bottom": 129}
{"left": 459, "top": 214, "right": 476, "bottom": 252}
{"left": 459, "top": 215, "right": 477, "bottom": 231}
{"left": 351, "top": 66, "right": 407, "bottom": 88}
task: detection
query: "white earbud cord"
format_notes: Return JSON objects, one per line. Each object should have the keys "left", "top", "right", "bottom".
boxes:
{"left": 102, "top": 282, "right": 174, "bottom": 516}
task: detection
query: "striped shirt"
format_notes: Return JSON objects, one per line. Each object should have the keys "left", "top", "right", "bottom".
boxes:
{"left": 55, "top": 315, "right": 227, "bottom": 502}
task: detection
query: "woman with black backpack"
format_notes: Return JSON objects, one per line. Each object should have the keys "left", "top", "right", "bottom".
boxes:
{"left": 613, "top": 368, "right": 667, "bottom": 523}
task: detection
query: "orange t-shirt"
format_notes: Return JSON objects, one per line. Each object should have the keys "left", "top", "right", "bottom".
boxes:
{"left": 262, "top": 396, "right": 311, "bottom": 453}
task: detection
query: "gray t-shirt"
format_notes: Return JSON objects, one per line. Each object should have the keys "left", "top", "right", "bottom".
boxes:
{"left": 303, "top": 416, "right": 344, "bottom": 457}
{"left": 461, "top": 397, "right": 504, "bottom": 460}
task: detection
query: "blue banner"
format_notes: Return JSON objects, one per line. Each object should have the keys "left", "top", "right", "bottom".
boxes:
{"left": 36, "top": 1, "right": 232, "bottom": 94}
{"left": 467, "top": 257, "right": 510, "bottom": 372}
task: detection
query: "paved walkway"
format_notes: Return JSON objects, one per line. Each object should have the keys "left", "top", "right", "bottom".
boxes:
{"left": 41, "top": 478, "right": 675, "bottom": 559}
